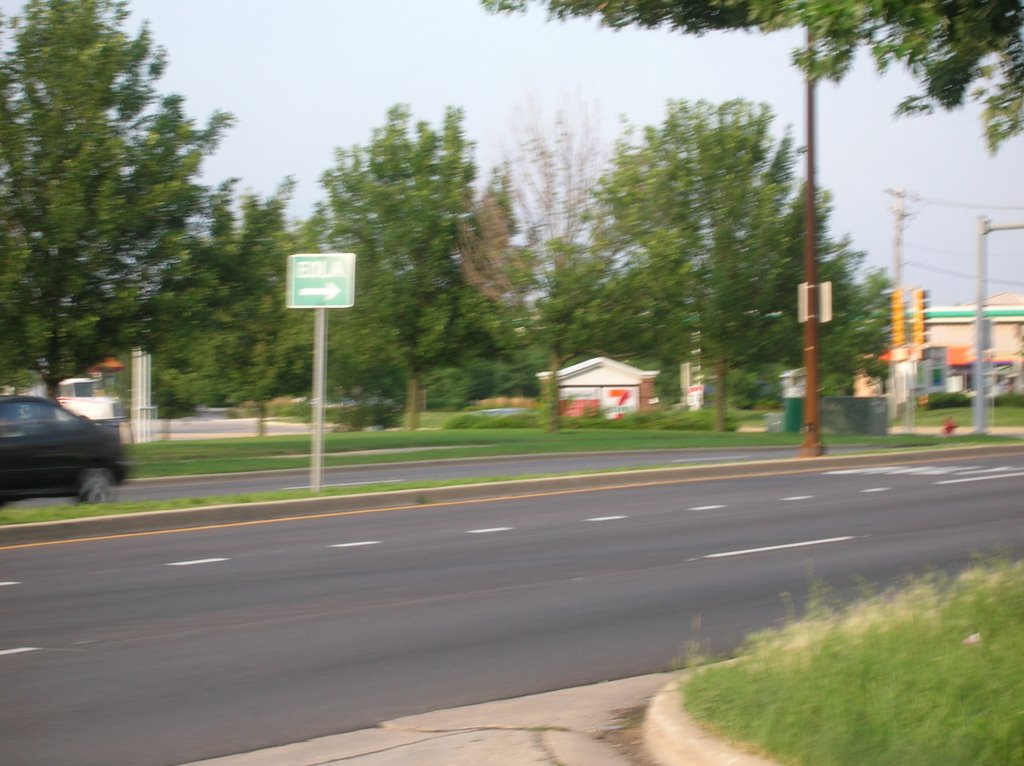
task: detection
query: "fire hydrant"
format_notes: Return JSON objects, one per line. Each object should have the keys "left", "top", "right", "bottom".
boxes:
{"left": 942, "top": 417, "right": 957, "bottom": 436}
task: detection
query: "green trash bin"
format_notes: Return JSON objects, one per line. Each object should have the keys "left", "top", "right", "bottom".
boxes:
{"left": 782, "top": 397, "right": 804, "bottom": 433}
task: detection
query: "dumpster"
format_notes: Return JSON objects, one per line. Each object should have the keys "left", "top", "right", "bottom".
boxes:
{"left": 782, "top": 397, "right": 804, "bottom": 433}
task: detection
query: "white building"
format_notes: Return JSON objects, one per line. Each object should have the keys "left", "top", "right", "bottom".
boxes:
{"left": 537, "top": 357, "right": 659, "bottom": 418}
{"left": 926, "top": 291, "right": 1024, "bottom": 393}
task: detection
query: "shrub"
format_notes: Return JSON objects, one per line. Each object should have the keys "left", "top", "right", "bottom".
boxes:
{"left": 443, "top": 406, "right": 738, "bottom": 431}
{"left": 470, "top": 396, "right": 537, "bottom": 409}
{"left": 444, "top": 411, "right": 541, "bottom": 429}
{"left": 565, "top": 408, "right": 736, "bottom": 431}
{"left": 925, "top": 392, "right": 971, "bottom": 410}
{"left": 267, "top": 397, "right": 311, "bottom": 419}
{"left": 995, "top": 393, "right": 1024, "bottom": 408}
{"left": 329, "top": 400, "right": 402, "bottom": 430}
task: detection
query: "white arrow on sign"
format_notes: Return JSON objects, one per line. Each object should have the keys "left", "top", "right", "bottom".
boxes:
{"left": 299, "top": 283, "right": 342, "bottom": 301}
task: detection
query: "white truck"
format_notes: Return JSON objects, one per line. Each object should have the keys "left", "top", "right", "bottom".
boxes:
{"left": 57, "top": 378, "right": 126, "bottom": 423}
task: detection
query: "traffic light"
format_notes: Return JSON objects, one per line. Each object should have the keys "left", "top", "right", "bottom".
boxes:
{"left": 890, "top": 288, "right": 906, "bottom": 347}
{"left": 912, "top": 288, "right": 928, "bottom": 346}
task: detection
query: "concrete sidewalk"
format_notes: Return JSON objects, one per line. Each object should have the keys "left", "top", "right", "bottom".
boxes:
{"left": 180, "top": 673, "right": 778, "bottom": 766}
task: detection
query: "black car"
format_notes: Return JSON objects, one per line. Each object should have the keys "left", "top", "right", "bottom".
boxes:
{"left": 0, "top": 395, "right": 129, "bottom": 505}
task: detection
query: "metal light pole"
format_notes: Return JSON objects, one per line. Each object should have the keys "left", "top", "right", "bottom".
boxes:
{"left": 974, "top": 217, "right": 1024, "bottom": 434}
{"left": 884, "top": 187, "right": 909, "bottom": 431}
{"left": 799, "top": 34, "right": 824, "bottom": 458}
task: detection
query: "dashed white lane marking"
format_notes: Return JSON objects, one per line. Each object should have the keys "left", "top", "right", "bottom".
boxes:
{"left": 698, "top": 536, "right": 858, "bottom": 560}
{"left": 689, "top": 505, "right": 726, "bottom": 511}
{"left": 934, "top": 471, "right": 1024, "bottom": 485}
{"left": 0, "top": 581, "right": 21, "bottom": 587}
{"left": 949, "top": 466, "right": 1018, "bottom": 476}
{"left": 0, "top": 647, "right": 40, "bottom": 656}
{"left": 860, "top": 487, "right": 891, "bottom": 494}
{"left": 465, "top": 527, "right": 514, "bottom": 534}
{"left": 586, "top": 516, "right": 628, "bottom": 522}
{"left": 782, "top": 495, "right": 814, "bottom": 501}
{"left": 284, "top": 480, "right": 401, "bottom": 490}
{"left": 330, "top": 541, "right": 381, "bottom": 548}
{"left": 826, "top": 465, "right": 980, "bottom": 476}
{"left": 828, "top": 465, "right": 1024, "bottom": 478}
{"left": 165, "top": 558, "right": 230, "bottom": 567}
{"left": 672, "top": 455, "right": 752, "bottom": 463}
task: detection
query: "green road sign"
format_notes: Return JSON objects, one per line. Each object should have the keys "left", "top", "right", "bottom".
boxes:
{"left": 287, "top": 253, "right": 356, "bottom": 308}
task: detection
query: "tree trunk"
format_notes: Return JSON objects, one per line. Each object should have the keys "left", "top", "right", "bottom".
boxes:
{"left": 406, "top": 373, "right": 420, "bottom": 430}
{"left": 714, "top": 357, "right": 728, "bottom": 432}
{"left": 257, "top": 401, "right": 267, "bottom": 437}
{"left": 546, "top": 350, "right": 561, "bottom": 435}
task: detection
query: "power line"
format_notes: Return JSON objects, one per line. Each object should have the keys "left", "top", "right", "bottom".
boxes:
{"left": 905, "top": 259, "right": 1024, "bottom": 288}
{"left": 908, "top": 191, "right": 1024, "bottom": 211}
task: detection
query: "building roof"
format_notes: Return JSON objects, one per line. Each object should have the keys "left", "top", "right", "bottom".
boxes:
{"left": 536, "top": 356, "right": 659, "bottom": 383}
{"left": 985, "top": 291, "right": 1024, "bottom": 306}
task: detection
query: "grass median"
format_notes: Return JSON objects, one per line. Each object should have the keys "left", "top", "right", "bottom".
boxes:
{"left": 682, "top": 558, "right": 1024, "bottom": 766}
{"left": 1, "top": 429, "right": 1010, "bottom": 527}
{"left": 126, "top": 429, "right": 803, "bottom": 477}
{"left": 127, "top": 429, "right": 973, "bottom": 478}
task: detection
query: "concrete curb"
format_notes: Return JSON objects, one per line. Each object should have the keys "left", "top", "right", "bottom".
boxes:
{"left": 644, "top": 673, "right": 781, "bottom": 766}
{"left": 179, "top": 673, "right": 670, "bottom": 765}
{"left": 4, "top": 443, "right": 1024, "bottom": 546}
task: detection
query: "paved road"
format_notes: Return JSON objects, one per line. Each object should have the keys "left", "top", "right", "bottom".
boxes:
{"left": 1, "top": 454, "right": 1022, "bottom": 766}
{"left": 12, "top": 444, "right": 841, "bottom": 508}
{"left": 120, "top": 447, "right": 822, "bottom": 502}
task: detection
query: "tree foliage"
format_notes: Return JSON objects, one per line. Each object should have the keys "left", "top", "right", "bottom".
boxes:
{"left": 145, "top": 182, "right": 311, "bottom": 433}
{"left": 484, "top": 0, "right": 1024, "bottom": 149}
{"left": 316, "top": 105, "right": 489, "bottom": 429}
{"left": 595, "top": 99, "right": 889, "bottom": 425}
{"left": 462, "top": 97, "right": 627, "bottom": 432}
{"left": 0, "top": 0, "right": 232, "bottom": 394}
{"left": 596, "top": 100, "right": 802, "bottom": 429}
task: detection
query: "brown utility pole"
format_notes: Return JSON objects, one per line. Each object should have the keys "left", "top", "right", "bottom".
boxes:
{"left": 799, "top": 33, "right": 824, "bottom": 458}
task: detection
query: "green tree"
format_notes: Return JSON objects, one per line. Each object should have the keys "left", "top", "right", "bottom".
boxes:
{"left": 144, "top": 182, "right": 310, "bottom": 435}
{"left": 484, "top": 0, "right": 1024, "bottom": 149}
{"left": 0, "top": 0, "right": 232, "bottom": 395}
{"left": 819, "top": 258, "right": 890, "bottom": 395}
{"left": 596, "top": 100, "right": 801, "bottom": 430}
{"left": 201, "top": 184, "right": 308, "bottom": 434}
{"left": 595, "top": 99, "right": 888, "bottom": 425}
{"left": 461, "top": 99, "right": 626, "bottom": 433}
{"left": 316, "top": 105, "right": 487, "bottom": 429}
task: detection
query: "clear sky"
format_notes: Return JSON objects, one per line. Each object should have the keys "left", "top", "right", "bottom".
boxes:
{"left": 5, "top": 0, "right": 1023, "bottom": 306}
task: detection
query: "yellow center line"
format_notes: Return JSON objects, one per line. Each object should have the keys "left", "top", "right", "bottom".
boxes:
{"left": 2, "top": 448, "right": 1019, "bottom": 552}
{"left": 0, "top": 468, "right": 807, "bottom": 551}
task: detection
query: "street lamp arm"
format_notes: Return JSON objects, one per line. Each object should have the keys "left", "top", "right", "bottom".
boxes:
{"left": 974, "top": 218, "right": 1024, "bottom": 435}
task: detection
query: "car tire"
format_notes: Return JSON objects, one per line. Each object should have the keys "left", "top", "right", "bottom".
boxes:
{"left": 77, "top": 467, "right": 115, "bottom": 504}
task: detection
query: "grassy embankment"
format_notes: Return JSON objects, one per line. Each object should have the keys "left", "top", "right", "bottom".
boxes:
{"left": 683, "top": 558, "right": 1024, "bottom": 766}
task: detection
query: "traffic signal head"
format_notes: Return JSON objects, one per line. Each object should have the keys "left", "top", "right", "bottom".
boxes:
{"left": 912, "top": 288, "right": 928, "bottom": 346}
{"left": 890, "top": 288, "right": 906, "bottom": 347}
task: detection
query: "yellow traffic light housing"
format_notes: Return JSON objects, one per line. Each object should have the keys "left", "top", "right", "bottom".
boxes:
{"left": 890, "top": 289, "right": 906, "bottom": 347}
{"left": 912, "top": 288, "right": 928, "bottom": 347}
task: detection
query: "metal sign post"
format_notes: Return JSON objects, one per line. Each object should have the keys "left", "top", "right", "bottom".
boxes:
{"left": 287, "top": 253, "right": 355, "bottom": 492}
{"left": 310, "top": 307, "right": 327, "bottom": 492}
